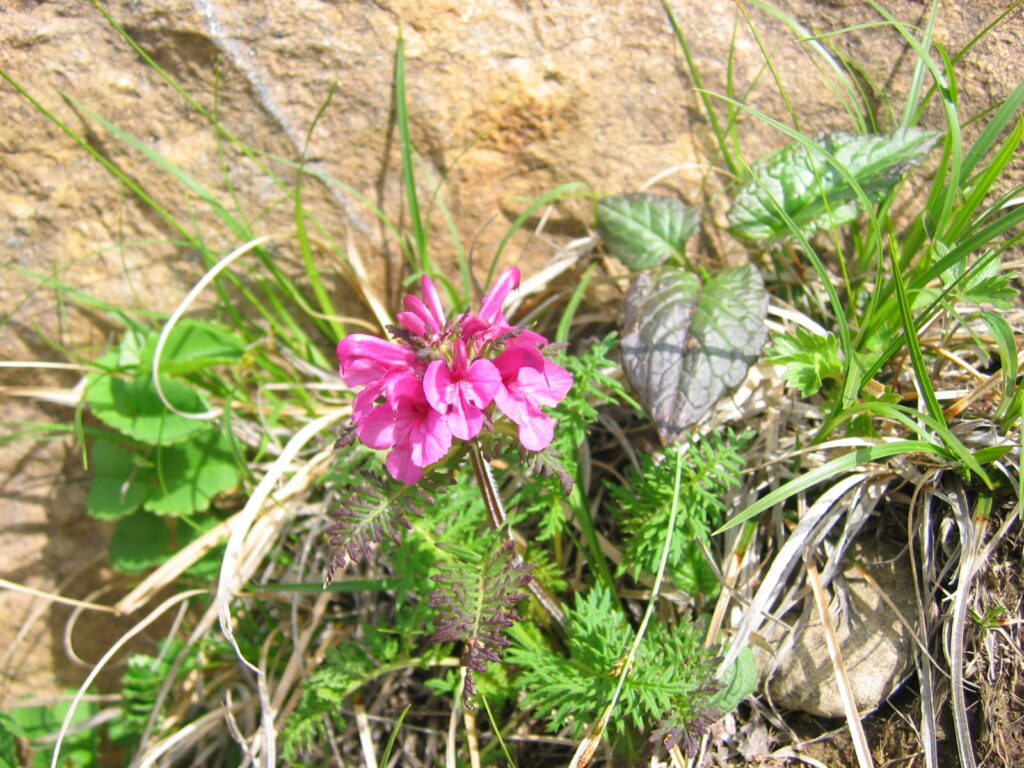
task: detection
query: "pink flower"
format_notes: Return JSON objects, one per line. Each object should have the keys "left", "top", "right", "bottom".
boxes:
{"left": 396, "top": 275, "right": 447, "bottom": 341}
{"left": 462, "top": 268, "right": 546, "bottom": 346}
{"left": 423, "top": 340, "right": 501, "bottom": 440}
{"left": 493, "top": 344, "right": 573, "bottom": 451}
{"left": 337, "top": 334, "right": 422, "bottom": 420}
{"left": 357, "top": 375, "right": 453, "bottom": 484}
{"left": 336, "top": 267, "right": 573, "bottom": 483}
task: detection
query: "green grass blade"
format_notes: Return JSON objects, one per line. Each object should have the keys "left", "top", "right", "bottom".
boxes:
{"left": 945, "top": 114, "right": 1024, "bottom": 242}
{"left": 982, "top": 311, "right": 1019, "bottom": 422}
{"left": 485, "top": 182, "right": 591, "bottom": 288}
{"left": 394, "top": 36, "right": 428, "bottom": 272}
{"left": 555, "top": 264, "right": 597, "bottom": 344}
{"left": 296, "top": 82, "right": 344, "bottom": 339}
{"left": 716, "top": 439, "right": 947, "bottom": 532}
{"left": 963, "top": 77, "right": 1024, "bottom": 179}
{"left": 897, "top": 0, "right": 940, "bottom": 127}
{"left": 661, "top": 0, "right": 741, "bottom": 175}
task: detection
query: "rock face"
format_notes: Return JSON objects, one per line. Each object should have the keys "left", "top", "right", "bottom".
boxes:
{"left": 764, "top": 542, "right": 920, "bottom": 718}
{"left": 0, "top": 0, "right": 1021, "bottom": 706}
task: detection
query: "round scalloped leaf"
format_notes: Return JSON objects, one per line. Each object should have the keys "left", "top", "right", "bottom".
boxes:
{"left": 138, "top": 319, "right": 246, "bottom": 376}
{"left": 109, "top": 510, "right": 171, "bottom": 574}
{"left": 596, "top": 193, "right": 699, "bottom": 271}
{"left": 87, "top": 372, "right": 210, "bottom": 445}
{"left": 86, "top": 438, "right": 154, "bottom": 521}
{"left": 622, "top": 264, "right": 767, "bottom": 443}
{"left": 142, "top": 429, "right": 241, "bottom": 516}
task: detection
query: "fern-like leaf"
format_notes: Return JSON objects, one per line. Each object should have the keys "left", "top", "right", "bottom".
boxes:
{"left": 324, "top": 472, "right": 438, "bottom": 585}
{"left": 611, "top": 429, "right": 752, "bottom": 596}
{"left": 430, "top": 540, "right": 533, "bottom": 705}
{"left": 509, "top": 586, "right": 722, "bottom": 744}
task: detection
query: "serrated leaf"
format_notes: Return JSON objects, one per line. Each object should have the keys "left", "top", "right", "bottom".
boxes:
{"left": 142, "top": 429, "right": 240, "bottom": 516}
{"left": 961, "top": 258, "right": 1017, "bottom": 309}
{"left": 622, "top": 265, "right": 767, "bottom": 442}
{"left": 728, "top": 128, "right": 941, "bottom": 241}
{"left": 764, "top": 328, "right": 843, "bottom": 397}
{"left": 86, "top": 439, "right": 153, "bottom": 521}
{"left": 109, "top": 510, "right": 171, "bottom": 574}
{"left": 596, "top": 194, "right": 699, "bottom": 271}
{"left": 139, "top": 319, "right": 246, "bottom": 376}
{"left": 86, "top": 372, "right": 209, "bottom": 445}
{"left": 707, "top": 647, "right": 756, "bottom": 714}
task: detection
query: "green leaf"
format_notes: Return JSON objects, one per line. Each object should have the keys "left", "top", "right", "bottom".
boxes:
{"left": 86, "top": 439, "right": 153, "bottom": 521}
{"left": 764, "top": 327, "right": 843, "bottom": 397}
{"left": 86, "top": 372, "right": 209, "bottom": 445}
{"left": 596, "top": 194, "right": 699, "bottom": 271}
{"left": 0, "top": 715, "right": 18, "bottom": 768}
{"left": 621, "top": 264, "right": 768, "bottom": 442}
{"left": 728, "top": 128, "right": 941, "bottom": 241}
{"left": 108, "top": 510, "right": 171, "bottom": 574}
{"left": 959, "top": 258, "right": 1017, "bottom": 309}
{"left": 139, "top": 319, "right": 246, "bottom": 375}
{"left": 143, "top": 429, "right": 240, "bottom": 516}
{"left": 708, "top": 647, "right": 756, "bottom": 714}
{"left": 6, "top": 694, "right": 98, "bottom": 768}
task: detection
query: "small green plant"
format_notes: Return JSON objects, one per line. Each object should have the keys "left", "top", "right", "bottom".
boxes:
{"left": 611, "top": 430, "right": 753, "bottom": 598}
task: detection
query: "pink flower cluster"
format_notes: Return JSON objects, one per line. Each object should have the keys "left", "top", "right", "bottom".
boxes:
{"left": 337, "top": 268, "right": 573, "bottom": 483}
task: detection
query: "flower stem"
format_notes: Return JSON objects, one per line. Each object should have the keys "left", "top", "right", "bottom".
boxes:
{"left": 467, "top": 440, "right": 566, "bottom": 626}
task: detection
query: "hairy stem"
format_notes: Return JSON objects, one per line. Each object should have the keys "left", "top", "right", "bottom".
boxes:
{"left": 467, "top": 441, "right": 566, "bottom": 626}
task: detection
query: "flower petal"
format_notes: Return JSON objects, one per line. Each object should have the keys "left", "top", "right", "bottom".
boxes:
{"left": 421, "top": 276, "right": 447, "bottom": 329}
{"left": 517, "top": 361, "right": 574, "bottom": 407}
{"left": 465, "top": 358, "right": 501, "bottom": 406}
{"left": 386, "top": 446, "right": 423, "bottom": 484}
{"left": 517, "top": 409, "right": 554, "bottom": 451}
{"left": 337, "top": 334, "right": 415, "bottom": 386}
{"left": 357, "top": 402, "right": 398, "bottom": 449}
{"left": 494, "top": 343, "right": 546, "bottom": 380}
{"left": 480, "top": 267, "right": 520, "bottom": 322}
{"left": 423, "top": 360, "right": 454, "bottom": 413}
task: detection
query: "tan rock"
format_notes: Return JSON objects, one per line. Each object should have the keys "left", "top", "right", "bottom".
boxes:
{"left": 764, "top": 542, "right": 920, "bottom": 718}
{"left": 0, "top": 0, "right": 1020, "bottom": 708}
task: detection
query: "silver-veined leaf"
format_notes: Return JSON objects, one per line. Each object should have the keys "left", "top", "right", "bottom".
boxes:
{"left": 622, "top": 264, "right": 768, "bottom": 442}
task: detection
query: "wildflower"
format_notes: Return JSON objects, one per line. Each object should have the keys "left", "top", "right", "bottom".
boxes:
{"left": 423, "top": 340, "right": 501, "bottom": 440}
{"left": 336, "top": 268, "right": 573, "bottom": 482}
{"left": 356, "top": 375, "right": 452, "bottom": 484}
{"left": 493, "top": 343, "right": 573, "bottom": 451}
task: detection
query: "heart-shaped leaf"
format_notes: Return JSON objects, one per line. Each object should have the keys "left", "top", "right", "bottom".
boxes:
{"left": 622, "top": 264, "right": 768, "bottom": 442}
{"left": 143, "top": 429, "right": 240, "bottom": 516}
{"left": 728, "top": 128, "right": 940, "bottom": 242}
{"left": 109, "top": 510, "right": 171, "bottom": 574}
{"left": 596, "top": 194, "right": 699, "bottom": 271}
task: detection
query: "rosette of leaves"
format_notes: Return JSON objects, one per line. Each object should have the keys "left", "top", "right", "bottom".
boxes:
{"left": 727, "top": 127, "right": 941, "bottom": 242}
{"left": 84, "top": 323, "right": 246, "bottom": 573}
{"left": 596, "top": 194, "right": 768, "bottom": 442}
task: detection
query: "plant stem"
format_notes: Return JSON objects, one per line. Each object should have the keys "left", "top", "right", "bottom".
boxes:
{"left": 467, "top": 441, "right": 566, "bottom": 626}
